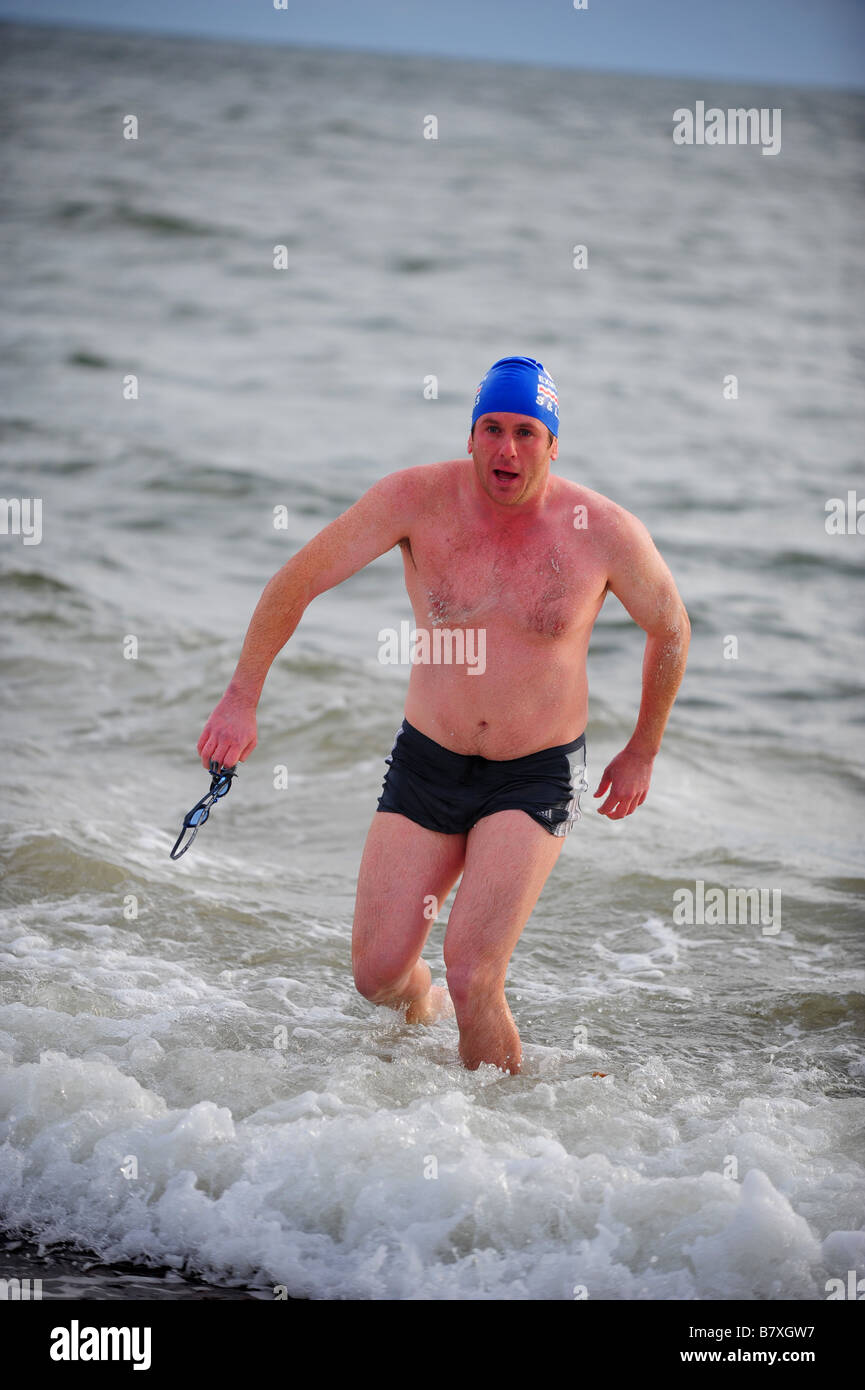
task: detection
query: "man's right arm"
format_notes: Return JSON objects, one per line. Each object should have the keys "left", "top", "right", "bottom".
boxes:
{"left": 197, "top": 468, "right": 419, "bottom": 768}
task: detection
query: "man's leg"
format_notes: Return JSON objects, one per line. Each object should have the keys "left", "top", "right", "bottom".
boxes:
{"left": 352, "top": 811, "right": 466, "bottom": 1023}
{"left": 443, "top": 810, "right": 565, "bottom": 1072}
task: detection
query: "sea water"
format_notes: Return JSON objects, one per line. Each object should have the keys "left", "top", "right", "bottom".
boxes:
{"left": 0, "top": 22, "right": 863, "bottom": 1299}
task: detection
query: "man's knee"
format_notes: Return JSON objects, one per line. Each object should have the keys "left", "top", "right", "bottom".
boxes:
{"left": 354, "top": 964, "right": 395, "bottom": 1004}
{"left": 353, "top": 953, "right": 413, "bottom": 1005}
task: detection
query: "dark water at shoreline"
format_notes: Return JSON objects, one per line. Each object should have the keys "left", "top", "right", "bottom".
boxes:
{"left": 1, "top": 1230, "right": 272, "bottom": 1299}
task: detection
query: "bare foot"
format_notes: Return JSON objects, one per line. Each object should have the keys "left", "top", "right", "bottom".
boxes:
{"left": 405, "top": 984, "right": 455, "bottom": 1025}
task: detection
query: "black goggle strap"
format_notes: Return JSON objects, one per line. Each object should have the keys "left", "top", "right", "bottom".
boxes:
{"left": 170, "top": 821, "right": 199, "bottom": 860}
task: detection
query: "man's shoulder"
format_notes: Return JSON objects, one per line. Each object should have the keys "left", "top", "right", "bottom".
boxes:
{"left": 553, "top": 477, "right": 648, "bottom": 540}
{"left": 400, "top": 459, "right": 466, "bottom": 484}
{"left": 373, "top": 459, "right": 466, "bottom": 508}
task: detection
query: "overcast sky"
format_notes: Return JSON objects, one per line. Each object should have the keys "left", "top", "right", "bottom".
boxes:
{"left": 1, "top": 0, "right": 864, "bottom": 88}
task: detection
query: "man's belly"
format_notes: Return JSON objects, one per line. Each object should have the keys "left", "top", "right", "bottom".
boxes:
{"left": 402, "top": 642, "right": 588, "bottom": 758}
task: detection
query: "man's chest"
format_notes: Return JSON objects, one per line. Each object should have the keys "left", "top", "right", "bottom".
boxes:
{"left": 401, "top": 523, "right": 607, "bottom": 640}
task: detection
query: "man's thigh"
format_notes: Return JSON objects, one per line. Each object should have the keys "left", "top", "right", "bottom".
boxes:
{"left": 352, "top": 812, "right": 466, "bottom": 987}
{"left": 443, "top": 810, "right": 565, "bottom": 988}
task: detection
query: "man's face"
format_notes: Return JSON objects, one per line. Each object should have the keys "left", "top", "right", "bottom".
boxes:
{"left": 467, "top": 412, "right": 558, "bottom": 505}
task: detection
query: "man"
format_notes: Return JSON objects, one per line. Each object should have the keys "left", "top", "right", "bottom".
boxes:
{"left": 197, "top": 356, "right": 690, "bottom": 1074}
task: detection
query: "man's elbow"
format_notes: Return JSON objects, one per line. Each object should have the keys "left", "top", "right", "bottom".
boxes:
{"left": 672, "top": 605, "right": 690, "bottom": 665}
{"left": 648, "top": 602, "right": 690, "bottom": 659}
{"left": 669, "top": 602, "right": 690, "bottom": 647}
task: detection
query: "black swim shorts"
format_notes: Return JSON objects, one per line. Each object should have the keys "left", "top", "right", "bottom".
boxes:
{"left": 376, "top": 719, "right": 588, "bottom": 838}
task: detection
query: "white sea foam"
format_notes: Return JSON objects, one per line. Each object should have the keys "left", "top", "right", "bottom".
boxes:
{"left": 1, "top": 1010, "right": 862, "bottom": 1299}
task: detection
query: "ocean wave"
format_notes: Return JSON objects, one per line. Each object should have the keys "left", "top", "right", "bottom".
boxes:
{"left": 53, "top": 199, "right": 221, "bottom": 239}
{"left": 0, "top": 1047, "right": 860, "bottom": 1299}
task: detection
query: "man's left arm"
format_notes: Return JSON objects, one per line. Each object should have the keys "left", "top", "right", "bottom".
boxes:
{"left": 594, "top": 511, "right": 690, "bottom": 819}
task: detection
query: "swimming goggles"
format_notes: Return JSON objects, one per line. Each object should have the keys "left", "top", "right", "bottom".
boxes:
{"left": 169, "top": 760, "right": 237, "bottom": 859}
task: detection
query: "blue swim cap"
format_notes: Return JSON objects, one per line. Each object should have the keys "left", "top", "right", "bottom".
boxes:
{"left": 471, "top": 356, "right": 559, "bottom": 437}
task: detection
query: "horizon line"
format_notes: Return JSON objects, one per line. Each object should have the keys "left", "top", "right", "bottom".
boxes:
{"left": 1, "top": 13, "right": 863, "bottom": 96}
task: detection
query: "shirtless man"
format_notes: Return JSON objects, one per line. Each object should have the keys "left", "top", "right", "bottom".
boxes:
{"left": 197, "top": 357, "right": 690, "bottom": 1075}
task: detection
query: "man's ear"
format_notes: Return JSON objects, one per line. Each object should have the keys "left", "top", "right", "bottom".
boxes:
{"left": 550, "top": 437, "right": 558, "bottom": 461}
{"left": 467, "top": 433, "right": 473, "bottom": 454}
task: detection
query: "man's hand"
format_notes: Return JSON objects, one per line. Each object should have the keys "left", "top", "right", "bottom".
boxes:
{"left": 197, "top": 691, "right": 257, "bottom": 770}
{"left": 594, "top": 746, "right": 655, "bottom": 819}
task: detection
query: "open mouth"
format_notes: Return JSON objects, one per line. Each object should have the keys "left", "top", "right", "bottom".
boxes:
{"left": 492, "top": 468, "right": 519, "bottom": 482}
